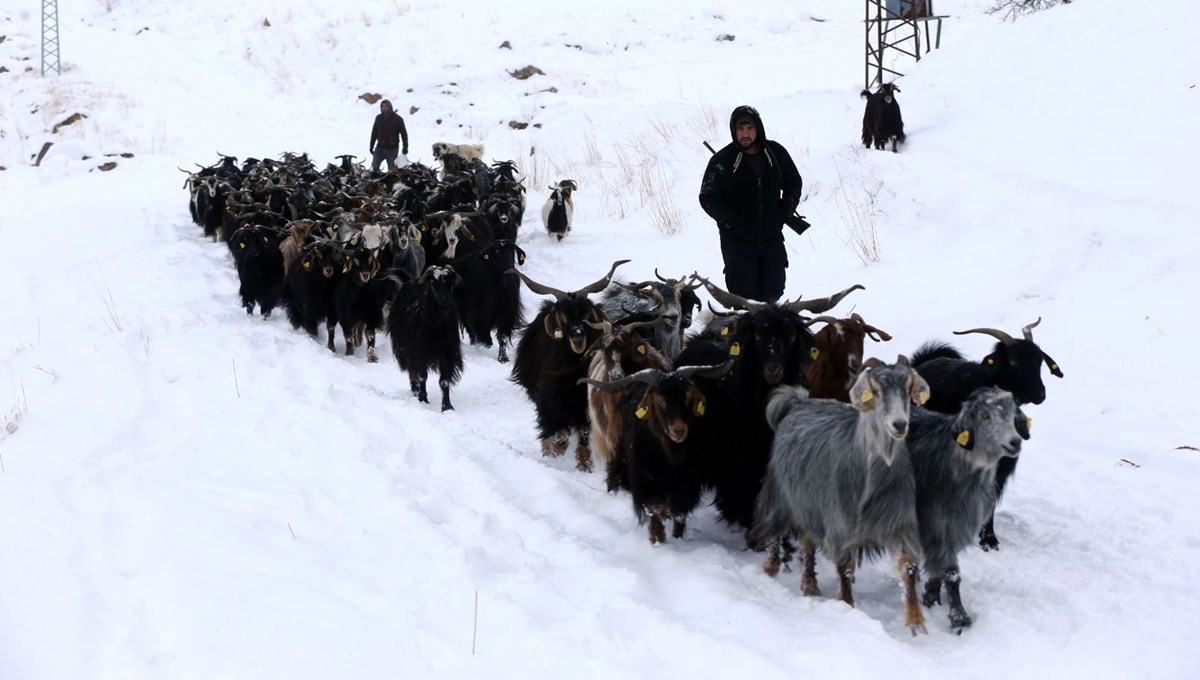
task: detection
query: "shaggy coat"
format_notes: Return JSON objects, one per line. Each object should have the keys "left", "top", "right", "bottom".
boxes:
{"left": 230, "top": 224, "right": 285, "bottom": 318}
{"left": 388, "top": 266, "right": 464, "bottom": 411}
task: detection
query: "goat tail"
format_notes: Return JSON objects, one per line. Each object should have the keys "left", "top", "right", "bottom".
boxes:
{"left": 764, "top": 384, "right": 809, "bottom": 432}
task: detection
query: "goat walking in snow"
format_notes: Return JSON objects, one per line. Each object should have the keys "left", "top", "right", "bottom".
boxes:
{"left": 542, "top": 179, "right": 577, "bottom": 242}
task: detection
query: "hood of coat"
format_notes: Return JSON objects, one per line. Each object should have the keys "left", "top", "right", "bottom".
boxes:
{"left": 728, "top": 105, "right": 767, "bottom": 146}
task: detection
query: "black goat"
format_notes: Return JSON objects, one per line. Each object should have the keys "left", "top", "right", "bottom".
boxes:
{"left": 676, "top": 278, "right": 865, "bottom": 535}
{"left": 452, "top": 239, "right": 527, "bottom": 363}
{"left": 510, "top": 260, "right": 628, "bottom": 469}
{"left": 229, "top": 224, "right": 285, "bottom": 318}
{"left": 861, "top": 82, "right": 906, "bottom": 153}
{"left": 581, "top": 362, "right": 733, "bottom": 544}
{"left": 283, "top": 239, "right": 347, "bottom": 350}
{"left": 909, "top": 388, "right": 1031, "bottom": 632}
{"left": 387, "top": 265, "right": 464, "bottom": 411}
{"left": 541, "top": 179, "right": 577, "bottom": 242}
{"left": 911, "top": 317, "right": 1062, "bottom": 550}
{"left": 334, "top": 245, "right": 398, "bottom": 362}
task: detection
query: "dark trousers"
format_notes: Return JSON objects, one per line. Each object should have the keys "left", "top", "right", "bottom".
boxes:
{"left": 371, "top": 146, "right": 399, "bottom": 173}
{"left": 722, "top": 246, "right": 787, "bottom": 303}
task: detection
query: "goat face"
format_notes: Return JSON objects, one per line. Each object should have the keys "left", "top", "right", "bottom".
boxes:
{"left": 985, "top": 340, "right": 1052, "bottom": 406}
{"left": 302, "top": 240, "right": 345, "bottom": 279}
{"left": 739, "top": 308, "right": 819, "bottom": 386}
{"left": 345, "top": 247, "right": 381, "bottom": 286}
{"left": 850, "top": 358, "right": 930, "bottom": 444}
{"left": 231, "top": 225, "right": 279, "bottom": 260}
{"left": 636, "top": 375, "right": 707, "bottom": 449}
{"left": 952, "top": 387, "right": 1029, "bottom": 468}
{"left": 544, "top": 298, "right": 605, "bottom": 354}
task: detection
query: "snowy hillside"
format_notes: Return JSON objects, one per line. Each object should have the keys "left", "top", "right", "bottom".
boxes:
{"left": 1, "top": 0, "right": 1198, "bottom": 678}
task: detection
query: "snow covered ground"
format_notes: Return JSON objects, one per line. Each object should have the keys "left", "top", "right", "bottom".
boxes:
{"left": 2, "top": 0, "right": 1198, "bottom": 677}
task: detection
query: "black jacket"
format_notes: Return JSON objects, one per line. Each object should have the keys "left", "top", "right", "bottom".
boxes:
{"left": 699, "top": 106, "right": 803, "bottom": 252}
{"left": 371, "top": 101, "right": 409, "bottom": 151}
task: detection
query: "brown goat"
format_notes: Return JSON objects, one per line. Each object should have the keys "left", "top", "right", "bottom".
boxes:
{"left": 803, "top": 313, "right": 893, "bottom": 402}
{"left": 585, "top": 320, "right": 672, "bottom": 477}
{"left": 280, "top": 219, "right": 316, "bottom": 276}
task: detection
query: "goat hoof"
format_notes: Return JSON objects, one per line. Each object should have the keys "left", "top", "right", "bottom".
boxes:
{"left": 950, "top": 612, "right": 973, "bottom": 633}
{"left": 979, "top": 535, "right": 1000, "bottom": 552}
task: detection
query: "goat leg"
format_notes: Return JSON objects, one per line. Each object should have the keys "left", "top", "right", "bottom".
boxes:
{"left": 326, "top": 319, "right": 338, "bottom": 353}
{"left": 762, "top": 538, "right": 784, "bottom": 577}
{"left": 922, "top": 573, "right": 945, "bottom": 608}
{"left": 439, "top": 376, "right": 453, "bottom": 412}
{"left": 548, "top": 430, "right": 570, "bottom": 456}
{"left": 800, "top": 539, "right": 821, "bottom": 597}
{"left": 574, "top": 428, "right": 592, "bottom": 472}
{"left": 648, "top": 510, "right": 667, "bottom": 545}
{"left": 366, "top": 329, "right": 378, "bottom": 363}
{"left": 978, "top": 512, "right": 1000, "bottom": 551}
{"left": 835, "top": 558, "right": 856, "bottom": 607}
{"left": 496, "top": 336, "right": 510, "bottom": 363}
{"left": 897, "top": 553, "right": 928, "bottom": 636}
{"left": 942, "top": 568, "right": 973, "bottom": 633}
{"left": 671, "top": 514, "right": 686, "bottom": 540}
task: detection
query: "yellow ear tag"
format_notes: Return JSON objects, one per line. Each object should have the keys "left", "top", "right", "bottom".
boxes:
{"left": 986, "top": 358, "right": 995, "bottom": 365}
{"left": 696, "top": 401, "right": 706, "bottom": 416}
{"left": 635, "top": 406, "right": 649, "bottom": 419}
{"left": 729, "top": 342, "right": 741, "bottom": 357}
{"left": 859, "top": 388, "right": 874, "bottom": 402}
{"left": 810, "top": 347, "right": 820, "bottom": 360}
{"left": 239, "top": 243, "right": 246, "bottom": 249}
{"left": 343, "top": 264, "right": 351, "bottom": 273}
{"left": 553, "top": 329, "right": 563, "bottom": 339}
{"left": 637, "top": 344, "right": 646, "bottom": 355}
{"left": 956, "top": 430, "right": 971, "bottom": 447}
{"left": 518, "top": 254, "right": 526, "bottom": 264}
{"left": 303, "top": 261, "right": 312, "bottom": 270}
{"left": 918, "top": 390, "right": 930, "bottom": 405}
{"left": 1026, "top": 416, "right": 1032, "bottom": 431}
{"left": 484, "top": 254, "right": 489, "bottom": 260}
{"left": 720, "top": 327, "right": 730, "bottom": 336}
{"left": 1050, "top": 364, "right": 1058, "bottom": 371}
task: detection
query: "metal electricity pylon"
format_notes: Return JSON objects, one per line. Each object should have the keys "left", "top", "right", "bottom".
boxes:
{"left": 42, "top": 0, "right": 61, "bottom": 77}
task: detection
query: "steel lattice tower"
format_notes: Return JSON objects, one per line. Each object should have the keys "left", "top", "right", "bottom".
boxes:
{"left": 41, "top": 0, "right": 61, "bottom": 76}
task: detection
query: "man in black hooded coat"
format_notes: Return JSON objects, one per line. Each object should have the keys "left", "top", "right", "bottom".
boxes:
{"left": 369, "top": 99, "right": 409, "bottom": 174}
{"left": 698, "top": 105, "right": 804, "bottom": 303}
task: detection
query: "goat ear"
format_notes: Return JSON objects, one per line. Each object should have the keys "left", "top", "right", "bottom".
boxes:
{"left": 1015, "top": 412, "right": 1032, "bottom": 440}
{"left": 635, "top": 389, "right": 656, "bottom": 420}
{"left": 543, "top": 312, "right": 564, "bottom": 340}
{"left": 301, "top": 252, "right": 315, "bottom": 271}
{"left": 849, "top": 371, "right": 877, "bottom": 412}
{"left": 688, "top": 385, "right": 707, "bottom": 417}
{"left": 910, "top": 371, "right": 931, "bottom": 406}
{"left": 955, "top": 429, "right": 975, "bottom": 450}
{"left": 1042, "top": 351, "right": 1064, "bottom": 378}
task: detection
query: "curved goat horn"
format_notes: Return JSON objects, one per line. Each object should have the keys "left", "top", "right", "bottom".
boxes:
{"left": 782, "top": 284, "right": 865, "bottom": 314}
{"left": 506, "top": 269, "right": 569, "bottom": 301}
{"left": 1021, "top": 317, "right": 1042, "bottom": 341}
{"left": 578, "top": 367, "right": 663, "bottom": 392}
{"left": 573, "top": 260, "right": 631, "bottom": 297}
{"left": 806, "top": 315, "right": 840, "bottom": 327}
{"left": 584, "top": 319, "right": 614, "bottom": 335}
{"left": 696, "top": 276, "right": 768, "bottom": 312}
{"left": 706, "top": 301, "right": 740, "bottom": 318}
{"left": 675, "top": 361, "right": 736, "bottom": 381}
{"left": 953, "top": 326, "right": 1016, "bottom": 345}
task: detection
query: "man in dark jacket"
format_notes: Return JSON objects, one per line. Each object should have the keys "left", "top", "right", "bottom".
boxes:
{"left": 369, "top": 99, "right": 409, "bottom": 174}
{"left": 699, "top": 105, "right": 804, "bottom": 303}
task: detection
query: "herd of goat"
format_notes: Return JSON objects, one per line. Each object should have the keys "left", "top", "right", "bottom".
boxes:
{"left": 182, "top": 136, "right": 1061, "bottom": 635}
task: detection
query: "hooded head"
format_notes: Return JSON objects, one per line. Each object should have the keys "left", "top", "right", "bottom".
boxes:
{"left": 729, "top": 105, "right": 766, "bottom": 151}
{"left": 380, "top": 99, "right": 393, "bottom": 114}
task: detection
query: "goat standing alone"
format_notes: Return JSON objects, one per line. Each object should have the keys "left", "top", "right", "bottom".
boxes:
{"left": 861, "top": 82, "right": 906, "bottom": 153}
{"left": 541, "top": 180, "right": 577, "bottom": 242}
{"left": 752, "top": 357, "right": 932, "bottom": 636}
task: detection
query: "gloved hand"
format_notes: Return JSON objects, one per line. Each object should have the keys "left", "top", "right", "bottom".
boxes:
{"left": 369, "top": 146, "right": 375, "bottom": 156}
{"left": 402, "top": 146, "right": 408, "bottom": 155}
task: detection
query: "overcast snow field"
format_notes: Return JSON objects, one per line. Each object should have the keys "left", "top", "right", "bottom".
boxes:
{"left": 2, "top": 0, "right": 1199, "bottom": 678}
